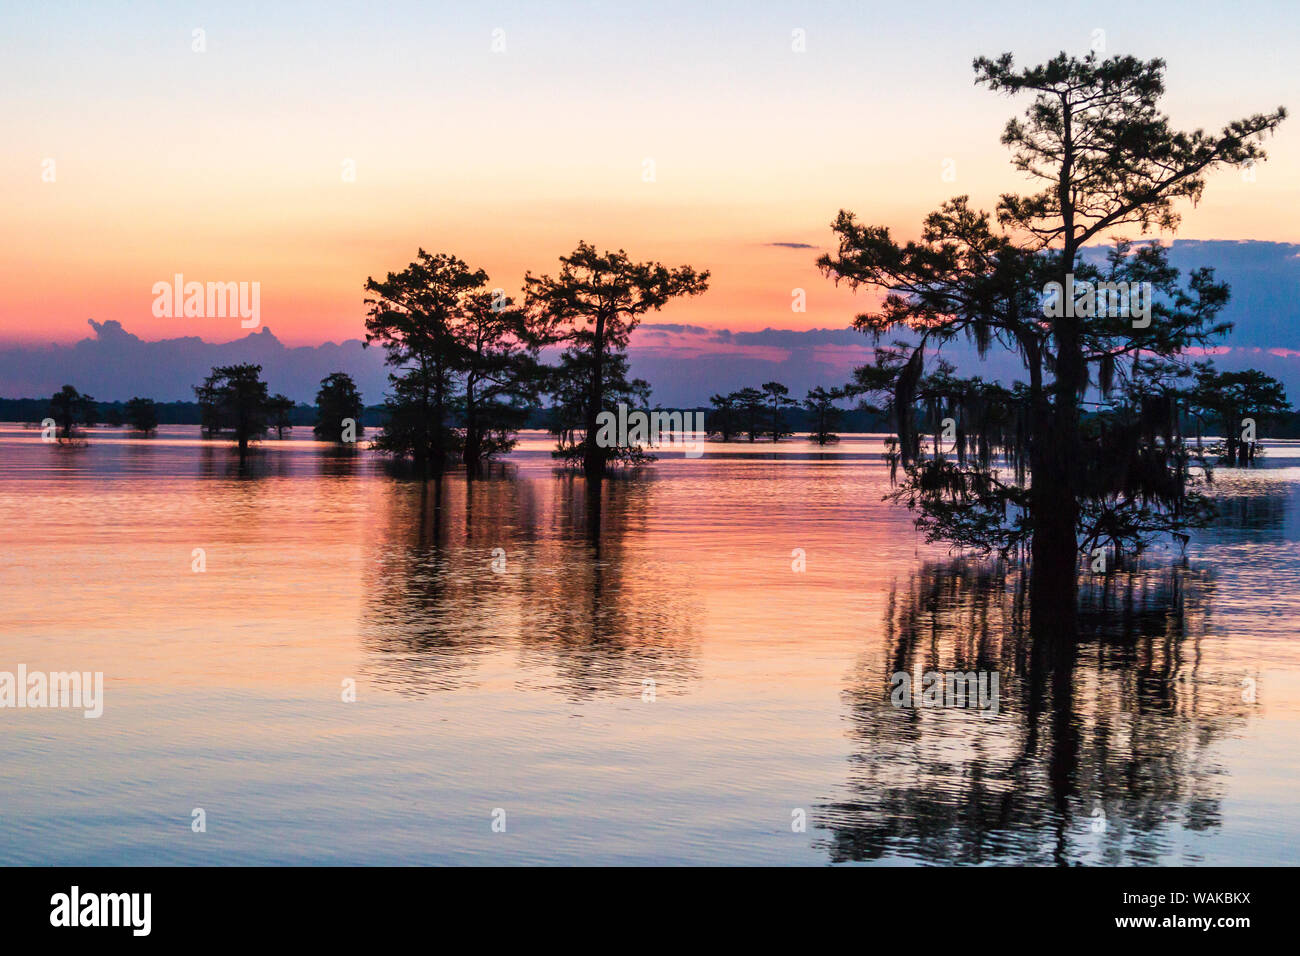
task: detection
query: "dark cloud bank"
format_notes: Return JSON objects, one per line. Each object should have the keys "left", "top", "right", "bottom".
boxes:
{"left": 3, "top": 240, "right": 1298, "bottom": 408}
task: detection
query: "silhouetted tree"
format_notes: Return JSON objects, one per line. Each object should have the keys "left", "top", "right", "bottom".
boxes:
{"left": 805, "top": 386, "right": 848, "bottom": 445}
{"left": 524, "top": 241, "right": 708, "bottom": 478}
{"left": 125, "top": 396, "right": 158, "bottom": 434}
{"left": 49, "top": 385, "right": 94, "bottom": 439}
{"left": 365, "top": 252, "right": 547, "bottom": 473}
{"left": 194, "top": 380, "right": 221, "bottom": 435}
{"left": 365, "top": 250, "right": 483, "bottom": 476}
{"left": 194, "top": 364, "right": 271, "bottom": 458}
{"left": 733, "top": 387, "right": 765, "bottom": 442}
{"left": 1190, "top": 365, "right": 1290, "bottom": 466}
{"left": 706, "top": 392, "right": 739, "bottom": 441}
{"left": 313, "top": 372, "right": 365, "bottom": 443}
{"left": 820, "top": 51, "right": 1286, "bottom": 610}
{"left": 267, "top": 394, "right": 295, "bottom": 439}
{"left": 761, "top": 381, "right": 797, "bottom": 441}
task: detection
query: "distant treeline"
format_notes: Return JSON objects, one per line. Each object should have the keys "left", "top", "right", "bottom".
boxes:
{"left": 0, "top": 396, "right": 898, "bottom": 433}
{"left": 0, "top": 397, "right": 385, "bottom": 428}
{"left": 15, "top": 392, "right": 1300, "bottom": 442}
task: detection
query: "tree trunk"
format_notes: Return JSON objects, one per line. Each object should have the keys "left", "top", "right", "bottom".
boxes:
{"left": 1032, "top": 258, "right": 1083, "bottom": 614}
{"left": 1030, "top": 481, "right": 1078, "bottom": 615}
{"left": 463, "top": 377, "right": 480, "bottom": 469}
{"left": 1027, "top": 92, "right": 1083, "bottom": 615}
{"left": 430, "top": 372, "right": 446, "bottom": 477}
{"left": 416, "top": 359, "right": 431, "bottom": 482}
{"left": 584, "top": 312, "right": 607, "bottom": 480}
{"left": 1029, "top": 367, "right": 1078, "bottom": 613}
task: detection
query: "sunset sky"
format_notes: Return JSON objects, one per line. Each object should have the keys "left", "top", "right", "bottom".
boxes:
{"left": 3, "top": 0, "right": 1297, "bottom": 346}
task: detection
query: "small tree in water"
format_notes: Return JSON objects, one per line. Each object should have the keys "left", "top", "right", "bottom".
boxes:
{"left": 313, "top": 372, "right": 365, "bottom": 443}
{"left": 267, "top": 394, "right": 295, "bottom": 439}
{"left": 49, "top": 385, "right": 95, "bottom": 439}
{"left": 733, "top": 387, "right": 765, "bottom": 442}
{"left": 545, "top": 349, "right": 654, "bottom": 469}
{"left": 706, "top": 392, "right": 740, "bottom": 442}
{"left": 805, "top": 386, "right": 849, "bottom": 445}
{"left": 365, "top": 251, "right": 479, "bottom": 475}
{"left": 194, "top": 364, "right": 271, "bottom": 459}
{"left": 455, "top": 288, "right": 544, "bottom": 470}
{"left": 761, "top": 382, "right": 797, "bottom": 441}
{"left": 820, "top": 51, "right": 1286, "bottom": 609}
{"left": 125, "top": 397, "right": 158, "bottom": 435}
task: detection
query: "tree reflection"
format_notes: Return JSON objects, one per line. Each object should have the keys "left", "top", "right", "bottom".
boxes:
{"left": 816, "top": 561, "right": 1253, "bottom": 864}
{"left": 358, "top": 472, "right": 700, "bottom": 699}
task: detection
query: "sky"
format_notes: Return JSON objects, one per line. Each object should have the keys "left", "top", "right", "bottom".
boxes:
{"left": 2, "top": 0, "right": 1298, "bottom": 348}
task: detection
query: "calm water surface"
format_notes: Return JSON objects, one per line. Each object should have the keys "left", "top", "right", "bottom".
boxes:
{"left": 1, "top": 424, "right": 1298, "bottom": 865}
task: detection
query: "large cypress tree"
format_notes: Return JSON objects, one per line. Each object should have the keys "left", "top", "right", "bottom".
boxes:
{"left": 820, "top": 52, "right": 1286, "bottom": 609}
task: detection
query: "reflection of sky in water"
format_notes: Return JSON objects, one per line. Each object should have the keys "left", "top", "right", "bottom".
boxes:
{"left": 1, "top": 425, "right": 1297, "bottom": 864}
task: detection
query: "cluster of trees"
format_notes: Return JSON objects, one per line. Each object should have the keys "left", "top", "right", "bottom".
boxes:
{"left": 1189, "top": 367, "right": 1291, "bottom": 465}
{"left": 40, "top": 380, "right": 355, "bottom": 445}
{"left": 706, "top": 383, "right": 853, "bottom": 445}
{"left": 46, "top": 385, "right": 159, "bottom": 438}
{"left": 190, "top": 364, "right": 366, "bottom": 458}
{"left": 362, "top": 242, "right": 708, "bottom": 478}
{"left": 195, "top": 364, "right": 275, "bottom": 455}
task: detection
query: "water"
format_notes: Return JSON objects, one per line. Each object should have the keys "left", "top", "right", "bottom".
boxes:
{"left": 1, "top": 424, "right": 1298, "bottom": 865}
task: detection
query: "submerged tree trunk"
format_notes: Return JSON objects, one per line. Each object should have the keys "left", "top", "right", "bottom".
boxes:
{"left": 583, "top": 312, "right": 607, "bottom": 480}
{"left": 1032, "top": 233, "right": 1084, "bottom": 614}
{"left": 1030, "top": 481, "right": 1078, "bottom": 616}
{"left": 463, "top": 377, "right": 480, "bottom": 470}
{"left": 1032, "top": 395, "right": 1082, "bottom": 612}
{"left": 1029, "top": 381, "right": 1078, "bottom": 616}
{"left": 431, "top": 382, "right": 446, "bottom": 477}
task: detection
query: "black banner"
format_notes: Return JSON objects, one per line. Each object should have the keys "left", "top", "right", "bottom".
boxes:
{"left": 0, "top": 866, "right": 1280, "bottom": 942}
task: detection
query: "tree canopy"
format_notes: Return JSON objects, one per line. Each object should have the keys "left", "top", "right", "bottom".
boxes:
{"left": 49, "top": 385, "right": 95, "bottom": 439}
{"left": 194, "top": 363, "right": 271, "bottom": 457}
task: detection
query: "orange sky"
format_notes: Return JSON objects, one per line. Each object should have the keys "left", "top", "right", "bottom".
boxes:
{"left": 3, "top": 2, "right": 1296, "bottom": 346}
